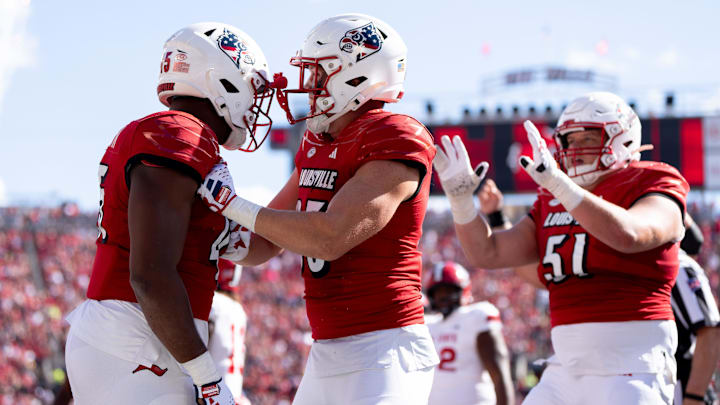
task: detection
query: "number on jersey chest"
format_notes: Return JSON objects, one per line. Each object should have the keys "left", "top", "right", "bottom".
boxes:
{"left": 542, "top": 232, "right": 592, "bottom": 283}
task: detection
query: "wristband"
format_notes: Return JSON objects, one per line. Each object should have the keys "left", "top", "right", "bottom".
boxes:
{"left": 487, "top": 211, "right": 507, "bottom": 228}
{"left": 224, "top": 196, "right": 262, "bottom": 232}
{"left": 448, "top": 194, "right": 478, "bottom": 225}
{"left": 181, "top": 351, "right": 220, "bottom": 386}
{"left": 546, "top": 178, "right": 586, "bottom": 212}
{"left": 684, "top": 392, "right": 705, "bottom": 401}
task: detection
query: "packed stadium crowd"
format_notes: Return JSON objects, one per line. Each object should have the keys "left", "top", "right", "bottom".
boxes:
{"left": 1, "top": 199, "right": 718, "bottom": 404}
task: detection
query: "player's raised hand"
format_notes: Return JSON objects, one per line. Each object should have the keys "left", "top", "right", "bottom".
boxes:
{"left": 518, "top": 120, "right": 557, "bottom": 179}
{"left": 434, "top": 135, "right": 489, "bottom": 224}
{"left": 197, "top": 162, "right": 262, "bottom": 232}
{"left": 519, "top": 120, "right": 585, "bottom": 211}
{"left": 435, "top": 135, "right": 489, "bottom": 198}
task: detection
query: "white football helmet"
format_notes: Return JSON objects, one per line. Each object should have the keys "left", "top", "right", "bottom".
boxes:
{"left": 554, "top": 91, "right": 642, "bottom": 186}
{"left": 157, "top": 22, "right": 274, "bottom": 151}
{"left": 275, "top": 13, "right": 407, "bottom": 134}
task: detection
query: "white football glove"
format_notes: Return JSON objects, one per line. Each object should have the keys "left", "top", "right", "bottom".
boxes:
{"left": 194, "top": 378, "right": 235, "bottom": 405}
{"left": 221, "top": 221, "right": 251, "bottom": 263}
{"left": 519, "top": 120, "right": 586, "bottom": 211}
{"left": 198, "top": 163, "right": 262, "bottom": 232}
{"left": 434, "top": 135, "right": 489, "bottom": 224}
{"left": 181, "top": 351, "right": 235, "bottom": 405}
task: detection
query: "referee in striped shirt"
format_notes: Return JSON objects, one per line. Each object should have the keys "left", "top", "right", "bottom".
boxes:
{"left": 672, "top": 215, "right": 720, "bottom": 405}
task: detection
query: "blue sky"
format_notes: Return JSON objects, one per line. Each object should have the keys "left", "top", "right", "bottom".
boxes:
{"left": 1, "top": 0, "right": 719, "bottom": 209}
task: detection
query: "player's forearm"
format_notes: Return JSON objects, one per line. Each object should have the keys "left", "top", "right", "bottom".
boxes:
{"left": 478, "top": 331, "right": 515, "bottom": 405}
{"left": 455, "top": 217, "right": 535, "bottom": 269}
{"left": 494, "top": 380, "right": 514, "bottom": 405}
{"left": 254, "top": 208, "right": 348, "bottom": 261}
{"left": 130, "top": 271, "right": 207, "bottom": 363}
{"left": 684, "top": 327, "right": 720, "bottom": 396}
{"left": 514, "top": 263, "right": 545, "bottom": 290}
{"left": 570, "top": 193, "right": 667, "bottom": 254}
{"left": 234, "top": 233, "right": 283, "bottom": 266}
{"left": 491, "top": 349, "right": 515, "bottom": 405}
{"left": 454, "top": 215, "right": 497, "bottom": 267}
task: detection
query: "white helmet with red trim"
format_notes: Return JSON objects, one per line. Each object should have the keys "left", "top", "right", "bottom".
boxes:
{"left": 157, "top": 22, "right": 274, "bottom": 151}
{"left": 424, "top": 261, "right": 473, "bottom": 315}
{"left": 554, "top": 91, "right": 642, "bottom": 186}
{"left": 276, "top": 13, "right": 407, "bottom": 134}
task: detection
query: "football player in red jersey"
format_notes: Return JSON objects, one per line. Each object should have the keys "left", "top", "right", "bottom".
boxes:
{"left": 434, "top": 92, "right": 688, "bottom": 405}
{"left": 425, "top": 261, "right": 515, "bottom": 405}
{"left": 63, "top": 23, "right": 274, "bottom": 404}
{"left": 198, "top": 13, "right": 439, "bottom": 405}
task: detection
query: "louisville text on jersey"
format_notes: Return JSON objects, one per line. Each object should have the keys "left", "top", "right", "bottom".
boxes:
{"left": 298, "top": 168, "right": 338, "bottom": 191}
{"left": 543, "top": 211, "right": 579, "bottom": 228}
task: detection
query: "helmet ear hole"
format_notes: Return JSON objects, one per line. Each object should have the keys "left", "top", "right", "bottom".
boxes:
{"left": 345, "top": 76, "right": 367, "bottom": 87}
{"left": 219, "top": 79, "right": 239, "bottom": 93}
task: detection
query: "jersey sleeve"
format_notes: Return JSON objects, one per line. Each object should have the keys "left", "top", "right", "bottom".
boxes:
{"left": 128, "top": 113, "right": 220, "bottom": 183}
{"left": 630, "top": 162, "right": 689, "bottom": 214}
{"left": 469, "top": 302, "right": 502, "bottom": 335}
{"left": 356, "top": 115, "right": 436, "bottom": 173}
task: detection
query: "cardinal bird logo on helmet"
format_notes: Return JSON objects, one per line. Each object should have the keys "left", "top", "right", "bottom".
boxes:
{"left": 217, "top": 28, "right": 255, "bottom": 68}
{"left": 338, "top": 22, "right": 383, "bottom": 61}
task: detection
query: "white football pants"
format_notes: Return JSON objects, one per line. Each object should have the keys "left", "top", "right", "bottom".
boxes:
{"left": 292, "top": 324, "right": 438, "bottom": 405}
{"left": 65, "top": 331, "right": 195, "bottom": 404}
{"left": 292, "top": 361, "right": 435, "bottom": 405}
{"left": 523, "top": 362, "right": 676, "bottom": 405}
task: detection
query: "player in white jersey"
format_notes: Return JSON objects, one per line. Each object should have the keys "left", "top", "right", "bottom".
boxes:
{"left": 425, "top": 261, "right": 515, "bottom": 405}
{"left": 208, "top": 259, "right": 251, "bottom": 404}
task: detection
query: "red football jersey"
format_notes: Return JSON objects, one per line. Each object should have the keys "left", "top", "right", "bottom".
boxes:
{"left": 87, "top": 111, "right": 228, "bottom": 321}
{"left": 294, "top": 109, "right": 436, "bottom": 339}
{"left": 529, "top": 161, "right": 689, "bottom": 327}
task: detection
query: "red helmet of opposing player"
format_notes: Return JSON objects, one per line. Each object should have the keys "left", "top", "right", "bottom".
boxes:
{"left": 217, "top": 258, "right": 242, "bottom": 293}
{"left": 424, "top": 261, "right": 473, "bottom": 315}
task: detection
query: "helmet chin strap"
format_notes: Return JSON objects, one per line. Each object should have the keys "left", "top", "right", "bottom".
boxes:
{"left": 214, "top": 96, "right": 248, "bottom": 150}
{"left": 306, "top": 115, "right": 330, "bottom": 134}
{"left": 631, "top": 144, "right": 654, "bottom": 155}
{"left": 568, "top": 158, "right": 602, "bottom": 188}
{"left": 307, "top": 109, "right": 343, "bottom": 135}
{"left": 306, "top": 85, "right": 384, "bottom": 134}
{"left": 221, "top": 127, "right": 248, "bottom": 150}
{"left": 570, "top": 167, "right": 601, "bottom": 187}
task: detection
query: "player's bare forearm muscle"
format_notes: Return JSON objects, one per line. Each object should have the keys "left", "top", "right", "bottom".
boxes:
{"left": 684, "top": 326, "right": 720, "bottom": 397}
{"left": 128, "top": 164, "right": 207, "bottom": 363}
{"left": 569, "top": 193, "right": 684, "bottom": 254}
{"left": 235, "top": 170, "right": 300, "bottom": 265}
{"left": 477, "top": 329, "right": 515, "bottom": 405}
{"left": 515, "top": 262, "right": 546, "bottom": 289}
{"left": 455, "top": 215, "right": 539, "bottom": 269}
{"left": 253, "top": 160, "right": 419, "bottom": 261}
